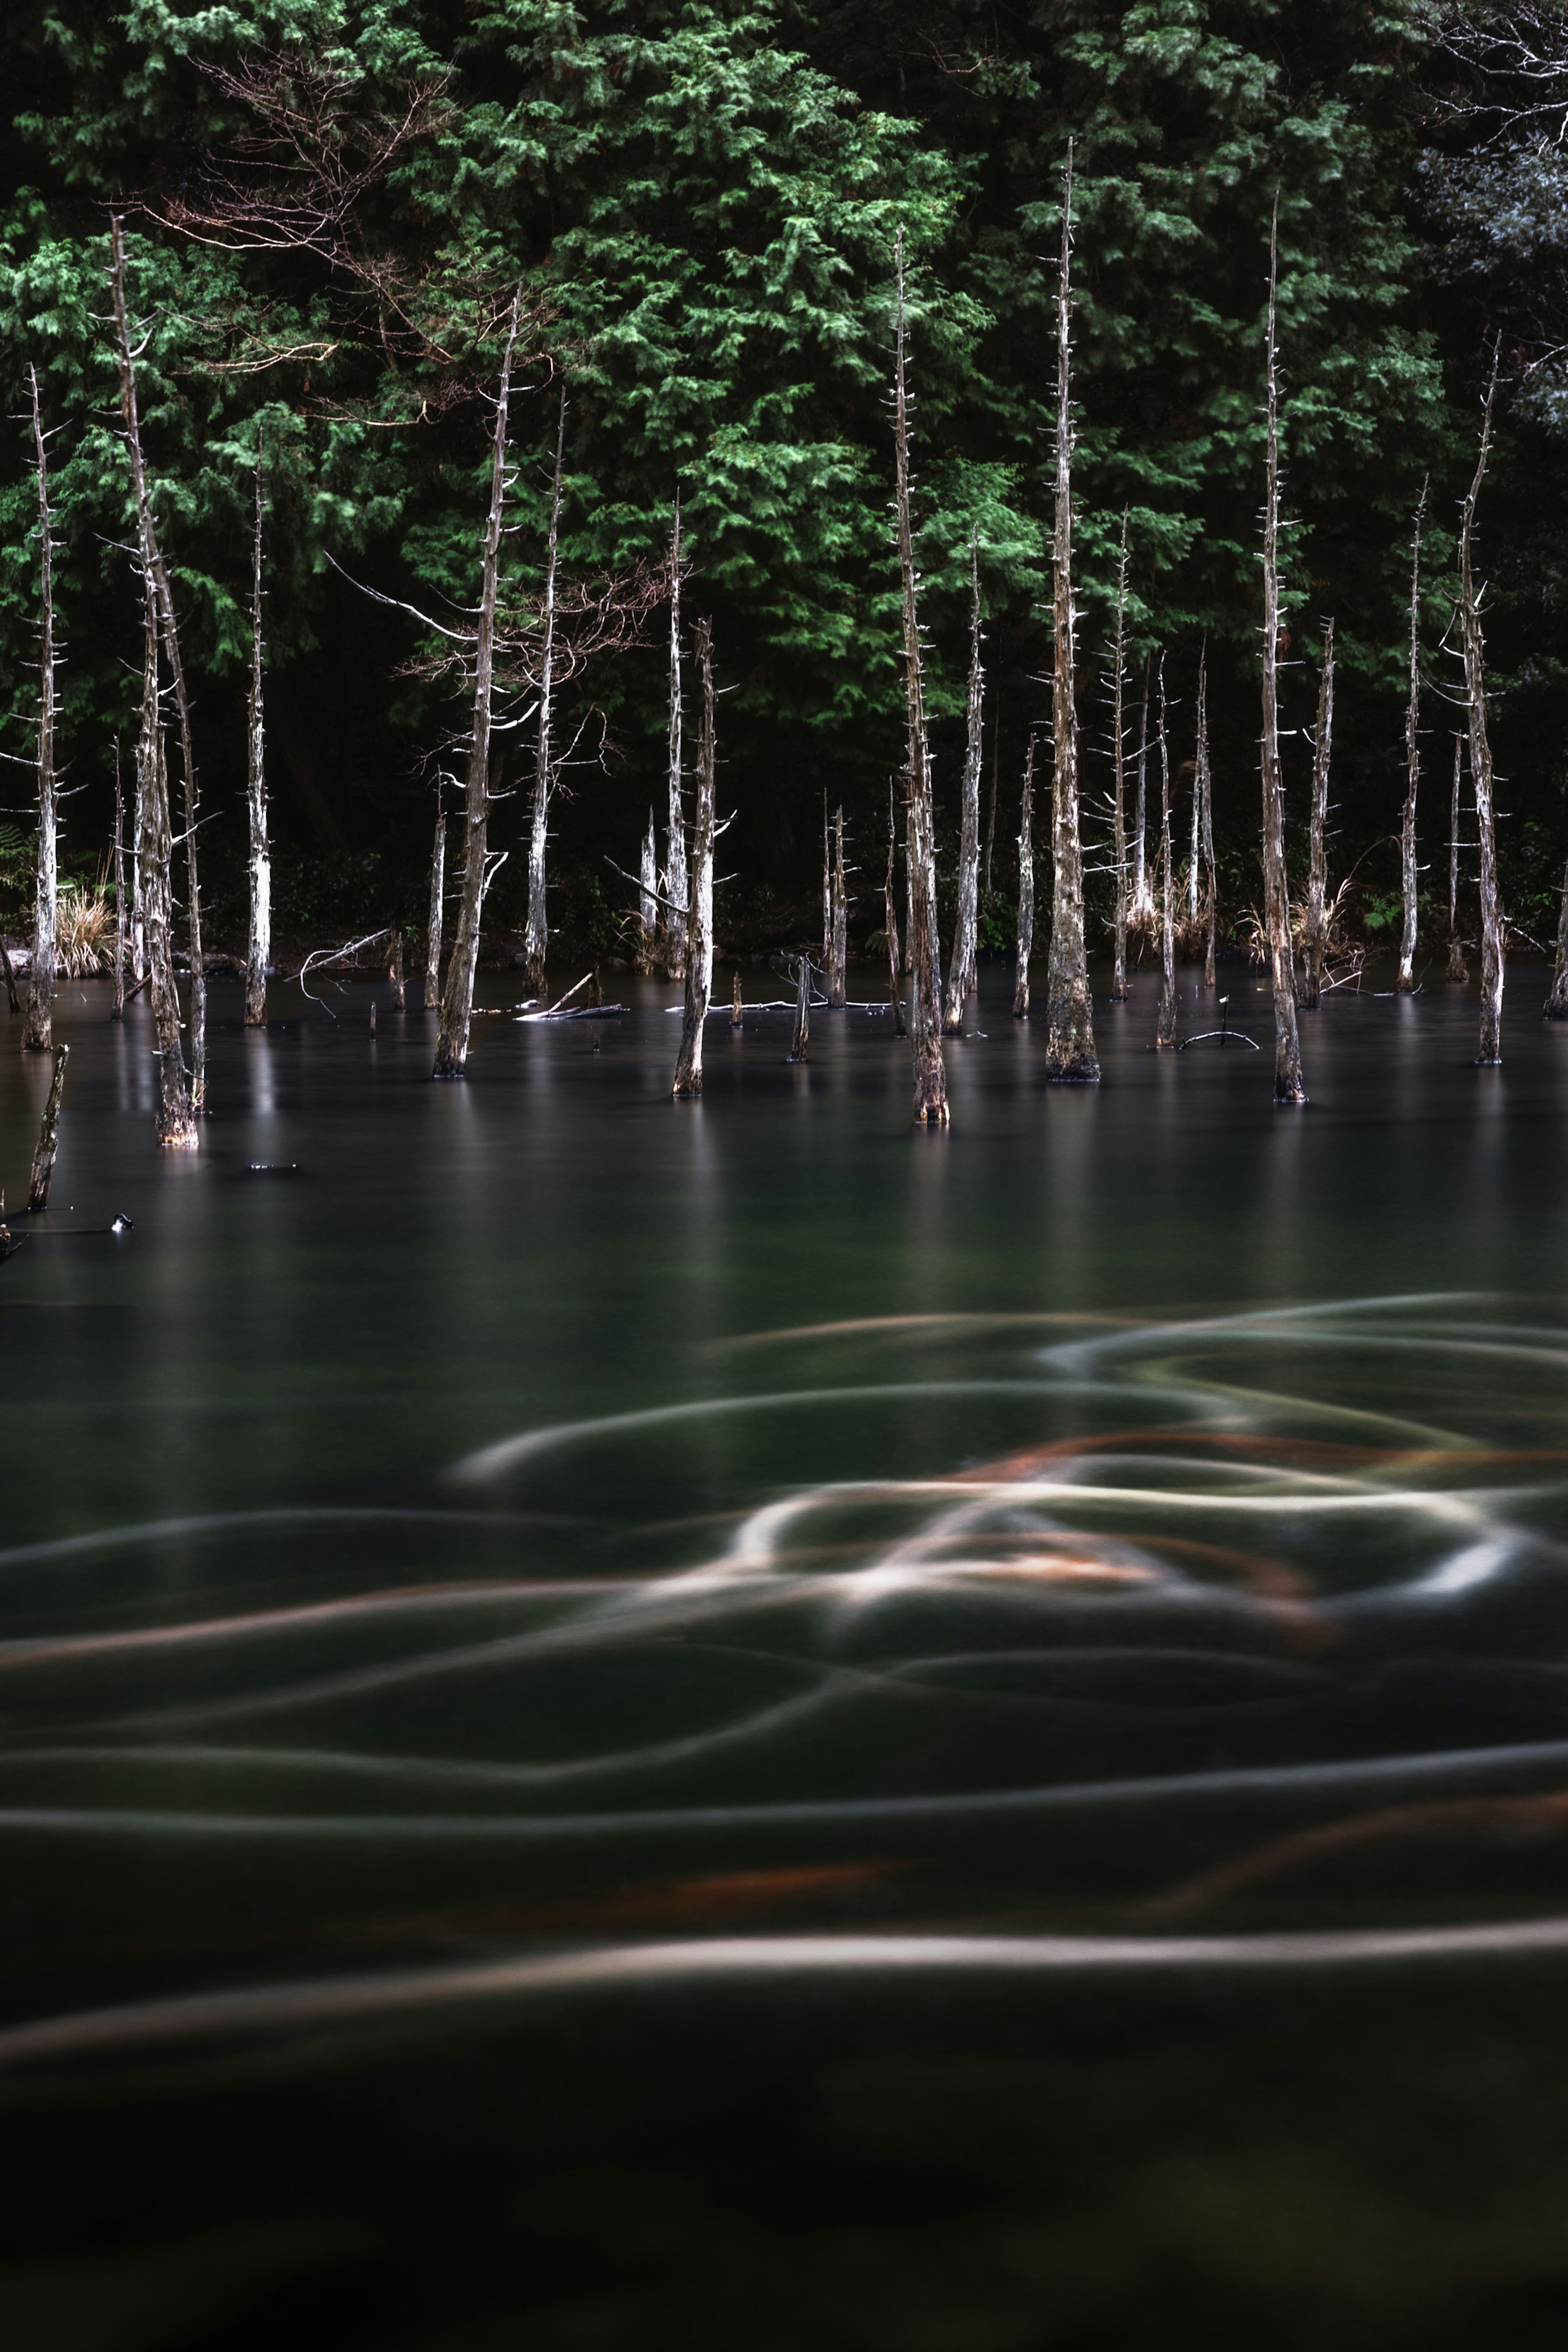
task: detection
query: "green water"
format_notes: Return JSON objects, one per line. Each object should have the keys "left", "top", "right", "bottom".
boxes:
{"left": 5, "top": 962, "right": 1568, "bottom": 2348}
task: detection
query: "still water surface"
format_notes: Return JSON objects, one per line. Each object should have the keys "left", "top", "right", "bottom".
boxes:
{"left": 5, "top": 962, "right": 1568, "bottom": 2347}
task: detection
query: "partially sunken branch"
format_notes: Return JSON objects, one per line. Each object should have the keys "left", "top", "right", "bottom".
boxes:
{"left": 1045, "top": 142, "right": 1098, "bottom": 1083}
{"left": 1260, "top": 199, "right": 1307, "bottom": 1104}
{"left": 21, "top": 363, "right": 57, "bottom": 1058}
{"left": 891, "top": 229, "right": 948, "bottom": 1124}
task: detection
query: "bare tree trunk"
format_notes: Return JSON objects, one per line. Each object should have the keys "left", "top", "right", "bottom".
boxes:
{"left": 109, "top": 216, "right": 194, "bottom": 1149}
{"left": 0, "top": 936, "right": 18, "bottom": 1016}
{"left": 822, "top": 793, "right": 832, "bottom": 978}
{"left": 111, "top": 738, "right": 126, "bottom": 1021}
{"left": 885, "top": 780, "right": 907, "bottom": 1038}
{"left": 129, "top": 717, "right": 145, "bottom": 987}
{"left": 732, "top": 968, "right": 744, "bottom": 1028}
{"left": 22, "top": 365, "right": 58, "bottom": 1057}
{"left": 1013, "top": 736, "right": 1036, "bottom": 1020}
{"left": 1156, "top": 654, "right": 1177, "bottom": 1049}
{"left": 1131, "top": 656, "right": 1154, "bottom": 929}
{"left": 638, "top": 809, "right": 659, "bottom": 973}
{"left": 1396, "top": 484, "right": 1429, "bottom": 996}
{"left": 982, "top": 708, "right": 999, "bottom": 899}
{"left": 1545, "top": 855, "right": 1568, "bottom": 1018}
{"left": 524, "top": 383, "right": 567, "bottom": 994}
{"left": 829, "top": 806, "right": 849, "bottom": 1007}
{"left": 1260, "top": 202, "right": 1307, "bottom": 1104}
{"left": 1460, "top": 344, "right": 1505, "bottom": 1065}
{"left": 154, "top": 565, "right": 206, "bottom": 1112}
{"left": 1109, "top": 510, "right": 1129, "bottom": 1000}
{"left": 945, "top": 533, "right": 984, "bottom": 1031}
{"left": 664, "top": 499, "right": 688, "bottom": 983}
{"left": 673, "top": 617, "right": 716, "bottom": 1095}
{"left": 1301, "top": 619, "right": 1335, "bottom": 1010}
{"left": 389, "top": 930, "right": 405, "bottom": 1010}
{"left": 1197, "top": 644, "right": 1218, "bottom": 988}
{"left": 27, "top": 1042, "right": 68, "bottom": 1211}
{"left": 1044, "top": 144, "right": 1098, "bottom": 1084}
{"left": 891, "top": 232, "right": 948, "bottom": 1123}
{"left": 1187, "top": 699, "right": 1201, "bottom": 931}
{"left": 1448, "top": 735, "right": 1469, "bottom": 983}
{"left": 245, "top": 442, "right": 270, "bottom": 1028}
{"left": 436, "top": 288, "right": 523, "bottom": 1079}
{"left": 425, "top": 802, "right": 445, "bottom": 1008}
{"left": 788, "top": 954, "right": 810, "bottom": 1061}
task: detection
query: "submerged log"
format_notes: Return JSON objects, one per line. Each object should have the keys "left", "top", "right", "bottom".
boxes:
{"left": 27, "top": 1042, "right": 67, "bottom": 1212}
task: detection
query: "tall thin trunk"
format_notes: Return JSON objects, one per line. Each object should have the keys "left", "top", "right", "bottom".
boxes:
{"left": 111, "top": 737, "right": 126, "bottom": 1021}
{"left": 524, "top": 383, "right": 567, "bottom": 994}
{"left": 1448, "top": 735, "right": 1469, "bottom": 984}
{"left": 22, "top": 364, "right": 58, "bottom": 1057}
{"left": 1545, "top": 855, "right": 1568, "bottom": 1018}
{"left": 1109, "top": 510, "right": 1129, "bottom": 1000}
{"left": 1397, "top": 482, "right": 1428, "bottom": 995}
{"left": 822, "top": 793, "right": 832, "bottom": 978}
{"left": 1260, "top": 200, "right": 1307, "bottom": 1104}
{"left": 1131, "top": 656, "right": 1153, "bottom": 927}
{"left": 885, "top": 780, "right": 907, "bottom": 1037}
{"left": 982, "top": 706, "right": 999, "bottom": 899}
{"left": 435, "top": 288, "right": 522, "bottom": 1079}
{"left": 945, "top": 531, "right": 984, "bottom": 1030}
{"left": 788, "top": 954, "right": 810, "bottom": 1062}
{"left": 389, "top": 931, "right": 405, "bottom": 1010}
{"left": 1198, "top": 649, "right": 1218, "bottom": 989}
{"left": 1045, "top": 143, "right": 1098, "bottom": 1084}
{"left": 891, "top": 230, "right": 947, "bottom": 1123}
{"left": 665, "top": 499, "right": 688, "bottom": 983}
{"left": 1013, "top": 736, "right": 1036, "bottom": 1020}
{"left": 829, "top": 806, "right": 848, "bottom": 1007}
{"left": 1301, "top": 618, "right": 1335, "bottom": 1010}
{"left": 638, "top": 808, "right": 658, "bottom": 973}
{"left": 109, "top": 216, "right": 194, "bottom": 1149}
{"left": 129, "top": 706, "right": 145, "bottom": 987}
{"left": 1156, "top": 654, "right": 1176, "bottom": 1048}
{"left": 1460, "top": 343, "right": 1505, "bottom": 1065}
{"left": 154, "top": 559, "right": 205, "bottom": 1112}
{"left": 27, "top": 1042, "right": 68, "bottom": 1212}
{"left": 245, "top": 441, "right": 270, "bottom": 1028}
{"left": 425, "top": 802, "right": 445, "bottom": 1008}
{"left": 673, "top": 619, "right": 716, "bottom": 1094}
{"left": 1187, "top": 703, "right": 1201, "bottom": 928}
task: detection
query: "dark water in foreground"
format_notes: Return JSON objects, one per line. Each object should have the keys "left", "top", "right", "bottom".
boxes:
{"left": 7, "top": 960, "right": 1568, "bottom": 2347}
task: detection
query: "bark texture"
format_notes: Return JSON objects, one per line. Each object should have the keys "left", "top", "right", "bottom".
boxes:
{"left": 1259, "top": 204, "right": 1307, "bottom": 1105}
{"left": 1546, "top": 855, "right": 1568, "bottom": 1018}
{"left": 111, "top": 741, "right": 126, "bottom": 1021}
{"left": 22, "top": 364, "right": 56, "bottom": 1058}
{"left": 664, "top": 499, "right": 687, "bottom": 983}
{"left": 885, "top": 781, "right": 907, "bottom": 1038}
{"left": 1013, "top": 736, "right": 1036, "bottom": 1021}
{"left": 1448, "top": 736, "right": 1469, "bottom": 983}
{"left": 829, "top": 806, "right": 848, "bottom": 1008}
{"left": 524, "top": 384, "right": 566, "bottom": 993}
{"left": 1044, "top": 145, "right": 1098, "bottom": 1084}
{"left": 1301, "top": 619, "right": 1335, "bottom": 1011}
{"left": 27, "top": 1042, "right": 67, "bottom": 1212}
{"left": 788, "top": 954, "right": 810, "bottom": 1062}
{"left": 245, "top": 445, "right": 271, "bottom": 1028}
{"left": 389, "top": 931, "right": 405, "bottom": 1010}
{"left": 891, "top": 232, "right": 947, "bottom": 1123}
{"left": 151, "top": 551, "right": 205, "bottom": 1110}
{"left": 982, "top": 719, "right": 998, "bottom": 900}
{"left": 731, "top": 969, "right": 744, "bottom": 1028}
{"left": 1156, "top": 655, "right": 1177, "bottom": 1049}
{"left": 1197, "top": 644, "right": 1218, "bottom": 989}
{"left": 425, "top": 805, "right": 445, "bottom": 1007}
{"left": 1130, "top": 658, "right": 1154, "bottom": 930}
{"left": 1460, "top": 346, "right": 1505, "bottom": 1065}
{"left": 944, "top": 535, "right": 983, "bottom": 1031}
{"left": 673, "top": 618, "right": 716, "bottom": 1096}
{"left": 1109, "top": 511, "right": 1130, "bottom": 1000}
{"left": 638, "top": 810, "right": 658, "bottom": 973}
{"left": 110, "top": 216, "right": 194, "bottom": 1149}
{"left": 1397, "top": 484, "right": 1428, "bottom": 994}
{"left": 435, "top": 290, "right": 522, "bottom": 1078}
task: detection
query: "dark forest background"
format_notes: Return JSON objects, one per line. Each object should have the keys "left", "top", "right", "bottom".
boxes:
{"left": 0, "top": 0, "right": 1562, "bottom": 964}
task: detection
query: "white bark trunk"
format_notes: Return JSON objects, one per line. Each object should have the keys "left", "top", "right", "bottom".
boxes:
{"left": 673, "top": 619, "right": 716, "bottom": 1093}
{"left": 1110, "top": 511, "right": 1129, "bottom": 999}
{"left": 1460, "top": 346, "right": 1504, "bottom": 1064}
{"left": 945, "top": 535, "right": 983, "bottom": 1030}
{"left": 891, "top": 232, "right": 947, "bottom": 1123}
{"left": 1013, "top": 736, "right": 1036, "bottom": 1020}
{"left": 1198, "top": 646, "right": 1218, "bottom": 988}
{"left": 22, "top": 363, "right": 56, "bottom": 1058}
{"left": 1130, "top": 657, "right": 1154, "bottom": 928}
{"left": 1045, "top": 143, "right": 1098, "bottom": 1084}
{"left": 665, "top": 499, "right": 687, "bottom": 982}
{"left": 1397, "top": 483, "right": 1428, "bottom": 995}
{"left": 1448, "top": 735, "right": 1468, "bottom": 982}
{"left": 1260, "top": 203, "right": 1307, "bottom": 1104}
{"left": 829, "top": 806, "right": 848, "bottom": 1008}
{"left": 885, "top": 780, "right": 907, "bottom": 1036}
{"left": 1301, "top": 619, "right": 1335, "bottom": 1010}
{"left": 638, "top": 810, "right": 659, "bottom": 973}
{"left": 425, "top": 804, "right": 445, "bottom": 1008}
{"left": 26, "top": 1042, "right": 67, "bottom": 1211}
{"left": 245, "top": 444, "right": 270, "bottom": 1028}
{"left": 1156, "top": 654, "right": 1176, "bottom": 1048}
{"left": 1545, "top": 853, "right": 1568, "bottom": 1018}
{"left": 524, "top": 385, "right": 566, "bottom": 993}
{"left": 111, "top": 738, "right": 126, "bottom": 1021}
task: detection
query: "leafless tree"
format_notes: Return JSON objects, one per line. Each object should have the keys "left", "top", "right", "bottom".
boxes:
{"left": 665, "top": 499, "right": 688, "bottom": 982}
{"left": 637, "top": 809, "right": 659, "bottom": 973}
{"left": 245, "top": 439, "right": 271, "bottom": 1027}
{"left": 111, "top": 737, "right": 126, "bottom": 1022}
{"left": 523, "top": 384, "right": 566, "bottom": 993}
{"left": 424, "top": 794, "right": 445, "bottom": 1008}
{"left": 1301, "top": 619, "right": 1336, "bottom": 1011}
{"left": 20, "top": 364, "right": 58, "bottom": 1057}
{"left": 891, "top": 230, "right": 947, "bottom": 1123}
{"left": 1107, "top": 511, "right": 1131, "bottom": 1000}
{"left": 1458, "top": 341, "right": 1506, "bottom": 1063}
{"left": 1546, "top": 852, "right": 1568, "bottom": 1017}
{"left": 884, "top": 779, "right": 907, "bottom": 1037}
{"left": 1013, "top": 735, "right": 1036, "bottom": 1021}
{"left": 829, "top": 806, "right": 849, "bottom": 1008}
{"left": 945, "top": 532, "right": 983, "bottom": 1031}
{"left": 1130, "top": 655, "right": 1154, "bottom": 932}
{"left": 982, "top": 711, "right": 999, "bottom": 898}
{"left": 673, "top": 619, "right": 717, "bottom": 1095}
{"left": 1399, "top": 483, "right": 1429, "bottom": 995}
{"left": 1196, "top": 643, "right": 1218, "bottom": 988}
{"left": 1260, "top": 200, "right": 1307, "bottom": 1103}
{"left": 1156, "top": 654, "right": 1177, "bottom": 1049}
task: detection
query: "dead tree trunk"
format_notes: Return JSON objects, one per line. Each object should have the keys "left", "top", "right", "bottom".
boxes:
{"left": 21, "top": 364, "right": 57, "bottom": 1057}
{"left": 129, "top": 714, "right": 145, "bottom": 987}
{"left": 1197, "top": 644, "right": 1218, "bottom": 988}
{"left": 664, "top": 498, "right": 688, "bottom": 983}
{"left": 245, "top": 441, "right": 270, "bottom": 1028}
{"left": 389, "top": 931, "right": 405, "bottom": 1009}
{"left": 1460, "top": 343, "right": 1505, "bottom": 1065}
{"left": 788, "top": 953, "right": 810, "bottom": 1061}
{"left": 1131, "top": 656, "right": 1154, "bottom": 931}
{"left": 1013, "top": 735, "right": 1036, "bottom": 1020}
{"left": 982, "top": 712, "right": 999, "bottom": 899}
{"left": 1396, "top": 484, "right": 1428, "bottom": 995}
{"left": 425, "top": 801, "right": 445, "bottom": 1008}
{"left": 1109, "top": 510, "right": 1130, "bottom": 1000}
{"left": 945, "top": 532, "right": 984, "bottom": 1031}
{"left": 0, "top": 937, "right": 18, "bottom": 1017}
{"left": 673, "top": 617, "right": 716, "bottom": 1095}
{"left": 885, "top": 780, "right": 907, "bottom": 1038}
{"left": 1156, "top": 655, "right": 1177, "bottom": 1049}
{"left": 829, "top": 806, "right": 849, "bottom": 1007}
{"left": 1044, "top": 144, "right": 1098, "bottom": 1083}
{"left": 524, "top": 383, "right": 566, "bottom": 994}
{"left": 109, "top": 216, "right": 194, "bottom": 1149}
{"left": 154, "top": 559, "right": 206, "bottom": 1111}
{"left": 732, "top": 969, "right": 744, "bottom": 1028}
{"left": 435, "top": 289, "right": 522, "bottom": 1078}
{"left": 1301, "top": 619, "right": 1335, "bottom": 1011}
{"left": 1448, "top": 736, "right": 1469, "bottom": 983}
{"left": 1546, "top": 855, "right": 1568, "bottom": 1018}
{"left": 27, "top": 1042, "right": 68, "bottom": 1212}
{"left": 891, "top": 231, "right": 948, "bottom": 1123}
{"left": 638, "top": 810, "right": 659, "bottom": 973}
{"left": 111, "top": 738, "right": 126, "bottom": 1021}
{"left": 1260, "top": 201, "right": 1307, "bottom": 1104}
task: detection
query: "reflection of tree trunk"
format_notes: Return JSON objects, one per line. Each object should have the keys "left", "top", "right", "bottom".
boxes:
{"left": 109, "top": 215, "right": 194, "bottom": 1150}
{"left": 1301, "top": 620, "right": 1335, "bottom": 1011}
{"left": 436, "top": 290, "right": 522, "bottom": 1079}
{"left": 1013, "top": 737, "right": 1036, "bottom": 1021}
{"left": 1260, "top": 203, "right": 1307, "bottom": 1104}
{"left": 245, "top": 445, "right": 271, "bottom": 1028}
{"left": 22, "top": 364, "right": 56, "bottom": 1058}
{"left": 425, "top": 804, "right": 445, "bottom": 1009}
{"left": 524, "top": 385, "right": 567, "bottom": 995}
{"left": 891, "top": 232, "right": 947, "bottom": 1124}
{"left": 665, "top": 500, "right": 688, "bottom": 983}
{"left": 1460, "top": 346, "right": 1504, "bottom": 1065}
{"left": 1156, "top": 656, "right": 1176, "bottom": 1049}
{"left": 673, "top": 620, "right": 716, "bottom": 1096}
{"left": 1045, "top": 143, "right": 1098, "bottom": 1085}
{"left": 1109, "top": 512, "right": 1129, "bottom": 1001}
{"left": 267, "top": 686, "right": 349, "bottom": 850}
{"left": 1397, "top": 485, "right": 1427, "bottom": 995}
{"left": 945, "top": 535, "right": 983, "bottom": 1031}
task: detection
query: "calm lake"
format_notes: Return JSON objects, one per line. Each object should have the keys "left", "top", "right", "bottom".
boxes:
{"left": 6, "top": 959, "right": 1568, "bottom": 2349}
